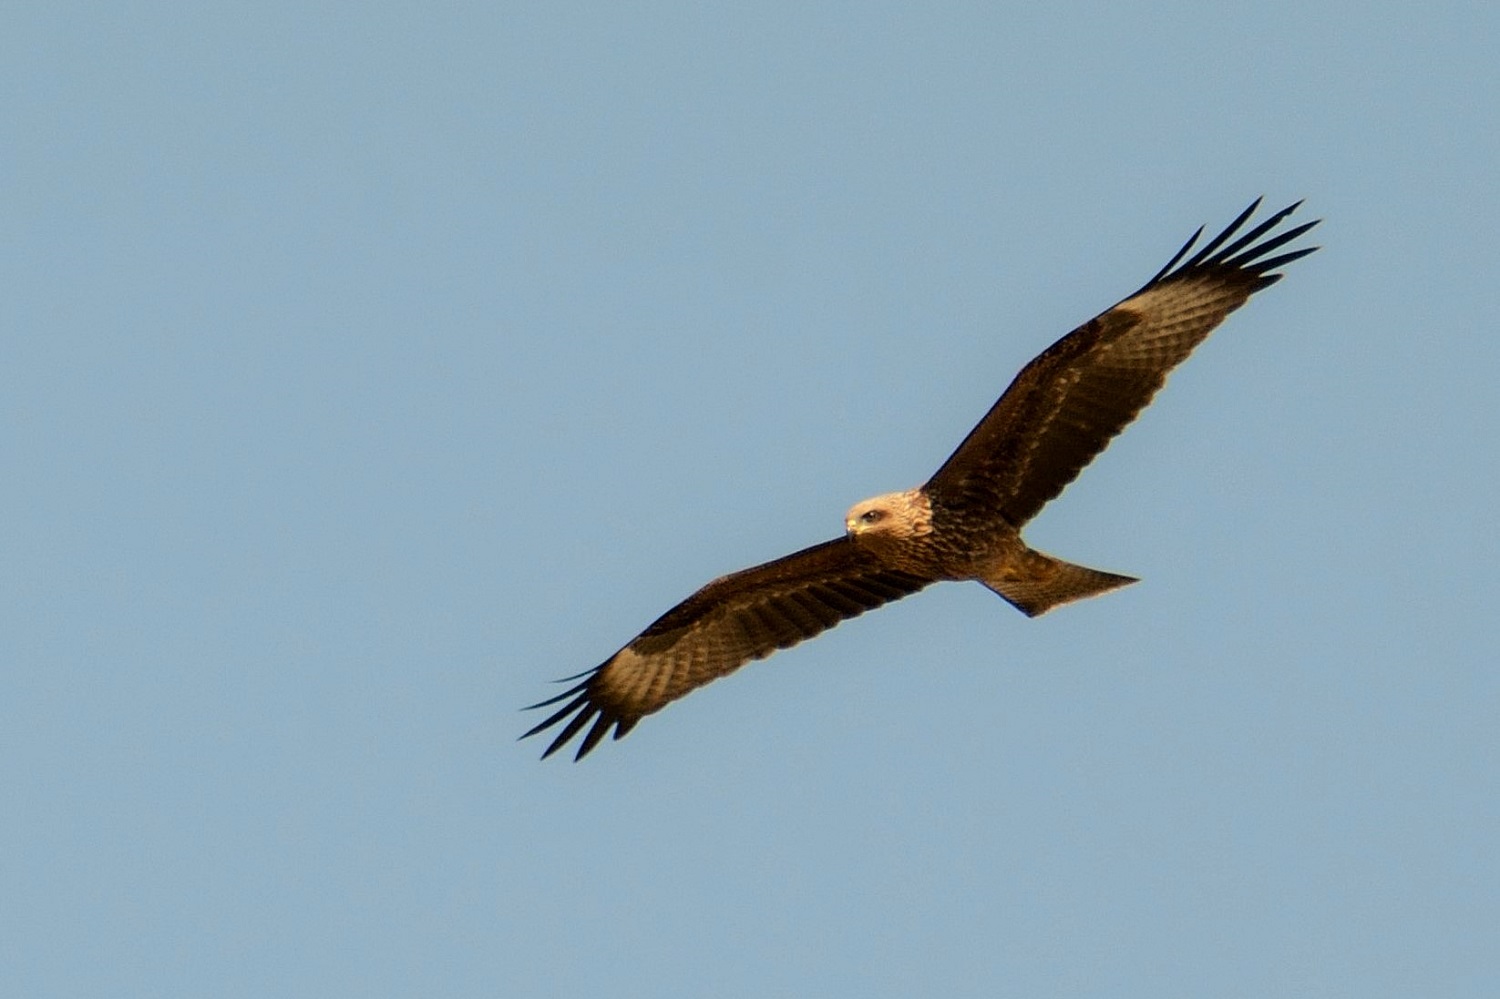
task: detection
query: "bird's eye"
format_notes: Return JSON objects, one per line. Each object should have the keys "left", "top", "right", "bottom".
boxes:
{"left": 861, "top": 510, "right": 882, "bottom": 523}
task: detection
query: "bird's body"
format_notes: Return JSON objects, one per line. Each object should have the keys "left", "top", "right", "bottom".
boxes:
{"left": 526, "top": 199, "right": 1319, "bottom": 759}
{"left": 845, "top": 488, "right": 1134, "bottom": 614}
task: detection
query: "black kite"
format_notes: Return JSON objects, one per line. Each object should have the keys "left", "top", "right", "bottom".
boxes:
{"left": 525, "top": 199, "right": 1319, "bottom": 760}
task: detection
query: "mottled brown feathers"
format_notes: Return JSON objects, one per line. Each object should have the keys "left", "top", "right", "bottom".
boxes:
{"left": 525, "top": 199, "right": 1318, "bottom": 759}
{"left": 923, "top": 199, "right": 1318, "bottom": 529}
{"left": 522, "top": 539, "right": 929, "bottom": 759}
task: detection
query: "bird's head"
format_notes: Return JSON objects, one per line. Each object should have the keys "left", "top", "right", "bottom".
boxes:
{"left": 845, "top": 498, "right": 892, "bottom": 537}
{"left": 845, "top": 490, "right": 932, "bottom": 541}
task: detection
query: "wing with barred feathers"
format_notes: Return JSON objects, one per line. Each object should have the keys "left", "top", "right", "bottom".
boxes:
{"left": 523, "top": 537, "right": 931, "bottom": 760}
{"left": 924, "top": 199, "right": 1319, "bottom": 528}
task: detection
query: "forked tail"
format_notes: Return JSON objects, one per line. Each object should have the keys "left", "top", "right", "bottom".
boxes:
{"left": 982, "top": 547, "right": 1137, "bottom": 617}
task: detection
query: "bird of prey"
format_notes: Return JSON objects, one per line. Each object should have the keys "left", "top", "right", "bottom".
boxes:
{"left": 525, "top": 199, "right": 1318, "bottom": 760}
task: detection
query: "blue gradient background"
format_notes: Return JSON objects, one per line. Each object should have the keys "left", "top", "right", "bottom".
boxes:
{"left": 4, "top": 3, "right": 1496, "bottom": 996}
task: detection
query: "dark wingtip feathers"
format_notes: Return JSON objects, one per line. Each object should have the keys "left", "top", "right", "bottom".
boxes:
{"left": 1144, "top": 224, "right": 1205, "bottom": 287}
{"left": 1142, "top": 198, "right": 1320, "bottom": 294}
{"left": 520, "top": 665, "right": 633, "bottom": 761}
{"left": 1182, "top": 197, "right": 1264, "bottom": 270}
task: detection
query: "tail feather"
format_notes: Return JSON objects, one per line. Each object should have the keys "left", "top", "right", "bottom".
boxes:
{"left": 982, "top": 548, "right": 1137, "bottom": 617}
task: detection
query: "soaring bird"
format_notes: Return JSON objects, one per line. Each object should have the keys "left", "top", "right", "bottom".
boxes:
{"left": 525, "top": 199, "right": 1318, "bottom": 760}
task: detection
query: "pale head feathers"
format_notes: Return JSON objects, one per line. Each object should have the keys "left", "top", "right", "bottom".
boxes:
{"left": 845, "top": 489, "right": 933, "bottom": 541}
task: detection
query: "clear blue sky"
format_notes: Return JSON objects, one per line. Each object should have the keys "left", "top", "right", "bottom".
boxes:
{"left": 4, "top": 3, "right": 1497, "bottom": 997}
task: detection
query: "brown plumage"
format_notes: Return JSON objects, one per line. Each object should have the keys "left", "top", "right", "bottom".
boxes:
{"left": 525, "top": 199, "right": 1319, "bottom": 759}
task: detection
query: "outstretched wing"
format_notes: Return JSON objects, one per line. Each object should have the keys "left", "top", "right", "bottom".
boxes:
{"left": 924, "top": 199, "right": 1319, "bottom": 528}
{"left": 523, "top": 537, "right": 931, "bottom": 760}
